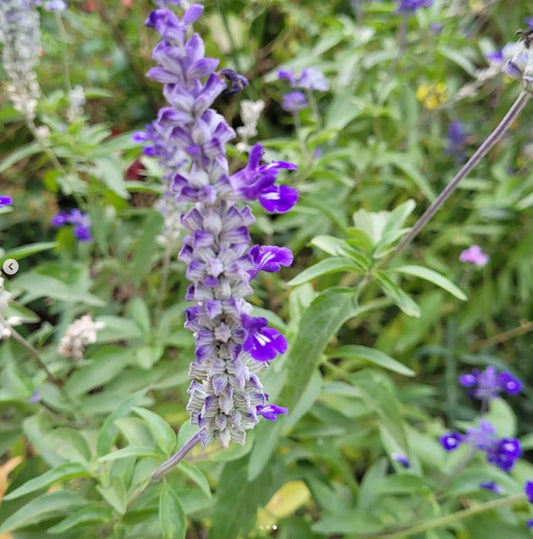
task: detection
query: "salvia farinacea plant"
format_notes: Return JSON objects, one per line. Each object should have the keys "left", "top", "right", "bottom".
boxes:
{"left": 143, "top": 2, "right": 297, "bottom": 448}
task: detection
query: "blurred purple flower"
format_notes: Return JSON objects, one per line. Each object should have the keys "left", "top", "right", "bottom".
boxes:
{"left": 391, "top": 452, "right": 410, "bottom": 468}
{"left": 527, "top": 519, "right": 533, "bottom": 529}
{"left": 51, "top": 208, "right": 92, "bottom": 242}
{"left": 396, "top": 0, "right": 432, "bottom": 15}
{"left": 0, "top": 196, "right": 13, "bottom": 208}
{"left": 526, "top": 17, "right": 533, "bottom": 30}
{"left": 459, "top": 366, "right": 522, "bottom": 402}
{"left": 282, "top": 91, "right": 308, "bottom": 112}
{"left": 278, "top": 67, "right": 329, "bottom": 91}
{"left": 445, "top": 121, "right": 468, "bottom": 162}
{"left": 28, "top": 389, "right": 40, "bottom": 403}
{"left": 440, "top": 420, "right": 522, "bottom": 472}
{"left": 430, "top": 22, "right": 443, "bottom": 34}
{"left": 459, "top": 245, "right": 489, "bottom": 266}
{"left": 44, "top": 0, "right": 66, "bottom": 11}
{"left": 480, "top": 481, "right": 503, "bottom": 494}
{"left": 525, "top": 481, "right": 533, "bottom": 503}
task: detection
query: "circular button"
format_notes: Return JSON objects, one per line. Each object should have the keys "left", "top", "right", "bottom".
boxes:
{"left": 2, "top": 259, "right": 19, "bottom": 275}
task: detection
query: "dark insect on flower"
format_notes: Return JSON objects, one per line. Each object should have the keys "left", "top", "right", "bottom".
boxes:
{"left": 219, "top": 68, "right": 249, "bottom": 95}
{"left": 515, "top": 28, "right": 533, "bottom": 49}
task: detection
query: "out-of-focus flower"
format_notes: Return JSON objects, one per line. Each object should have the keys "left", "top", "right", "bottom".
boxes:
{"left": 278, "top": 67, "right": 329, "bottom": 92}
{"left": 395, "top": 0, "right": 432, "bottom": 15}
{"left": 459, "top": 366, "right": 522, "bottom": 401}
{"left": 0, "top": 0, "right": 41, "bottom": 121}
{"left": 43, "top": 0, "right": 67, "bottom": 11}
{"left": 480, "top": 481, "right": 503, "bottom": 493}
{"left": 391, "top": 452, "right": 410, "bottom": 468}
{"left": 58, "top": 315, "right": 105, "bottom": 360}
{"left": 445, "top": 121, "right": 468, "bottom": 162}
{"left": 0, "top": 196, "right": 13, "bottom": 208}
{"left": 236, "top": 99, "right": 265, "bottom": 152}
{"left": 282, "top": 90, "right": 308, "bottom": 113}
{"left": 67, "top": 84, "right": 85, "bottom": 122}
{"left": 459, "top": 245, "right": 489, "bottom": 266}
{"left": 440, "top": 420, "right": 522, "bottom": 472}
{"left": 52, "top": 208, "right": 92, "bottom": 242}
{"left": 430, "top": 22, "right": 443, "bottom": 34}
{"left": 503, "top": 44, "right": 533, "bottom": 94}
{"left": 28, "top": 390, "right": 41, "bottom": 403}
{"left": 416, "top": 82, "right": 447, "bottom": 110}
{"left": 525, "top": 481, "right": 533, "bottom": 504}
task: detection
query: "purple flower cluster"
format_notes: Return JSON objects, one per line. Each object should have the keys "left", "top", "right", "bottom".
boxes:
{"left": 0, "top": 196, "right": 13, "bottom": 208}
{"left": 32, "top": 0, "right": 67, "bottom": 11}
{"left": 278, "top": 67, "right": 328, "bottom": 114}
{"left": 144, "top": 5, "right": 297, "bottom": 447}
{"left": 445, "top": 121, "right": 468, "bottom": 163}
{"left": 52, "top": 209, "right": 92, "bottom": 241}
{"left": 459, "top": 366, "right": 522, "bottom": 402}
{"left": 440, "top": 420, "right": 522, "bottom": 472}
{"left": 395, "top": 0, "right": 432, "bottom": 15}
{"left": 459, "top": 245, "right": 489, "bottom": 266}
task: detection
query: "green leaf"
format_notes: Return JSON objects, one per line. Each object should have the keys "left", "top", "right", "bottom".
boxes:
{"left": 159, "top": 483, "right": 187, "bottom": 539}
{"left": 374, "top": 271, "right": 420, "bottom": 317}
{"left": 92, "top": 155, "right": 129, "bottom": 198}
{"left": 97, "top": 445, "right": 160, "bottom": 462}
{"left": 132, "top": 212, "right": 164, "bottom": 286}
{"left": 371, "top": 474, "right": 426, "bottom": 495}
{"left": 13, "top": 273, "right": 105, "bottom": 306}
{"left": 178, "top": 461, "right": 212, "bottom": 499}
{"left": 389, "top": 265, "right": 467, "bottom": 300}
{"left": 0, "top": 490, "right": 85, "bottom": 534}
{"left": 47, "top": 505, "right": 113, "bottom": 534}
{"left": 249, "top": 287, "right": 365, "bottom": 481}
{"left": 310, "top": 235, "right": 370, "bottom": 270}
{"left": 133, "top": 406, "right": 176, "bottom": 454}
{"left": 96, "top": 390, "right": 147, "bottom": 457}
{"left": 96, "top": 477, "right": 127, "bottom": 515}
{"left": 65, "top": 347, "right": 131, "bottom": 396}
{"left": 0, "top": 242, "right": 58, "bottom": 265}
{"left": 0, "top": 141, "right": 41, "bottom": 174}
{"left": 333, "top": 345, "right": 415, "bottom": 376}
{"left": 288, "top": 257, "right": 363, "bottom": 286}
{"left": 4, "top": 462, "right": 90, "bottom": 500}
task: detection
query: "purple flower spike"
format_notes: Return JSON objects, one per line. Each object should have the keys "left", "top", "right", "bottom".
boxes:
{"left": 486, "top": 438, "right": 522, "bottom": 472}
{"left": 257, "top": 403, "right": 288, "bottom": 421}
{"left": 526, "top": 481, "right": 533, "bottom": 504}
{"left": 51, "top": 208, "right": 92, "bottom": 242}
{"left": 144, "top": 3, "right": 296, "bottom": 447}
{"left": 480, "top": 481, "right": 503, "bottom": 494}
{"left": 391, "top": 452, "right": 410, "bottom": 468}
{"left": 440, "top": 431, "right": 463, "bottom": 451}
{"left": 282, "top": 91, "right": 308, "bottom": 112}
{"left": 0, "top": 196, "right": 13, "bottom": 208}
{"left": 459, "top": 245, "right": 489, "bottom": 266}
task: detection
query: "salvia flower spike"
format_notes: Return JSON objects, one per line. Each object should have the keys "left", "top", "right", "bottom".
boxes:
{"left": 144, "top": 3, "right": 296, "bottom": 449}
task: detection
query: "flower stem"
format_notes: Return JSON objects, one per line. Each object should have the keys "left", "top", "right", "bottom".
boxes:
{"left": 151, "top": 430, "right": 203, "bottom": 482}
{"left": 126, "top": 430, "right": 203, "bottom": 512}
{"left": 55, "top": 11, "right": 72, "bottom": 95}
{"left": 364, "top": 493, "right": 525, "bottom": 538}
{"left": 154, "top": 240, "right": 174, "bottom": 328}
{"left": 393, "top": 90, "right": 530, "bottom": 258}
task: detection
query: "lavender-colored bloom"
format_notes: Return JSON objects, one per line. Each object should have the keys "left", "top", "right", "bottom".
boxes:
{"left": 440, "top": 420, "right": 522, "bottom": 472}
{"left": 445, "top": 121, "right": 468, "bottom": 162}
{"left": 248, "top": 245, "right": 293, "bottom": 278}
{"left": 526, "top": 481, "right": 533, "bottom": 504}
{"left": 220, "top": 68, "right": 249, "bottom": 95}
{"left": 278, "top": 67, "right": 329, "bottom": 92}
{"left": 52, "top": 208, "right": 92, "bottom": 242}
{"left": 391, "top": 452, "right": 410, "bottom": 468}
{"left": 527, "top": 519, "right": 533, "bottom": 529}
{"left": 28, "top": 389, "right": 40, "bottom": 403}
{"left": 526, "top": 17, "right": 533, "bottom": 30}
{"left": 459, "top": 366, "right": 522, "bottom": 401}
{"left": 430, "top": 22, "right": 443, "bottom": 35}
{"left": 459, "top": 245, "right": 489, "bottom": 266}
{"left": 440, "top": 431, "right": 463, "bottom": 451}
{"left": 503, "top": 46, "right": 533, "bottom": 94}
{"left": 0, "top": 196, "right": 13, "bottom": 208}
{"left": 486, "top": 49, "right": 504, "bottom": 63}
{"left": 43, "top": 0, "right": 66, "bottom": 11}
{"left": 395, "top": 0, "right": 432, "bottom": 15}
{"left": 282, "top": 91, "right": 308, "bottom": 113}
{"left": 0, "top": 0, "right": 41, "bottom": 121}
{"left": 480, "top": 481, "right": 503, "bottom": 494}
{"left": 145, "top": 4, "right": 296, "bottom": 447}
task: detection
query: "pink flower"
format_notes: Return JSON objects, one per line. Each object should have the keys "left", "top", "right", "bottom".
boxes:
{"left": 459, "top": 245, "right": 489, "bottom": 266}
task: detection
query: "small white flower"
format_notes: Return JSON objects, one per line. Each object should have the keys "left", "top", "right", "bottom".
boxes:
{"left": 58, "top": 315, "right": 105, "bottom": 360}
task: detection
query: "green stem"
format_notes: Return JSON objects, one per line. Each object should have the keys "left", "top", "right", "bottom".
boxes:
{"left": 154, "top": 240, "right": 174, "bottom": 328}
{"left": 365, "top": 493, "right": 525, "bottom": 538}
{"left": 392, "top": 90, "right": 530, "bottom": 259}
{"left": 27, "top": 119, "right": 66, "bottom": 175}
{"left": 55, "top": 12, "right": 72, "bottom": 95}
